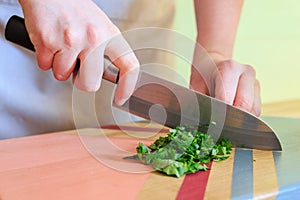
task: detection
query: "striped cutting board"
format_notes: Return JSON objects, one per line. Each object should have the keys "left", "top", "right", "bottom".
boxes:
{"left": 0, "top": 117, "right": 299, "bottom": 199}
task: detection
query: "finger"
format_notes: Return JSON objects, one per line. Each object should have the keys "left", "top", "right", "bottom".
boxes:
{"left": 35, "top": 47, "right": 54, "bottom": 71}
{"left": 191, "top": 51, "right": 218, "bottom": 95}
{"left": 233, "top": 66, "right": 256, "bottom": 112}
{"left": 73, "top": 21, "right": 120, "bottom": 91}
{"left": 250, "top": 80, "right": 261, "bottom": 116}
{"left": 74, "top": 47, "right": 104, "bottom": 91}
{"left": 214, "top": 60, "right": 243, "bottom": 105}
{"left": 52, "top": 49, "right": 79, "bottom": 81}
{"left": 190, "top": 66, "right": 209, "bottom": 95}
{"left": 113, "top": 52, "right": 140, "bottom": 105}
{"left": 105, "top": 35, "right": 140, "bottom": 105}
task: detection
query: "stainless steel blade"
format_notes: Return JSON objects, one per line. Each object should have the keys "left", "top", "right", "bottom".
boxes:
{"left": 117, "top": 71, "right": 282, "bottom": 151}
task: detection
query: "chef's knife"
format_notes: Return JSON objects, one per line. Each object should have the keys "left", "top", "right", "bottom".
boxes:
{"left": 5, "top": 15, "right": 282, "bottom": 150}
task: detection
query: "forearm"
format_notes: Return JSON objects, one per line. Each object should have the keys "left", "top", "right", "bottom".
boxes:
{"left": 194, "top": 0, "right": 244, "bottom": 58}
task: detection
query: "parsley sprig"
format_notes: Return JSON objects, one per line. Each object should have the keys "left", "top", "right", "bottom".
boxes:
{"left": 124, "top": 126, "right": 232, "bottom": 177}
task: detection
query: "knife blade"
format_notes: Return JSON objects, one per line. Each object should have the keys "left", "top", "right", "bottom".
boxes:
{"left": 5, "top": 15, "right": 282, "bottom": 150}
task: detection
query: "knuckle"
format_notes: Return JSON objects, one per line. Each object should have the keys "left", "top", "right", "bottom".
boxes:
{"left": 245, "top": 65, "right": 256, "bottom": 77}
{"left": 86, "top": 24, "right": 100, "bottom": 45}
{"left": 217, "top": 60, "right": 239, "bottom": 75}
{"left": 63, "top": 29, "right": 80, "bottom": 48}
{"left": 38, "top": 32, "right": 57, "bottom": 52}
{"left": 85, "top": 23, "right": 120, "bottom": 47}
{"left": 219, "top": 60, "right": 237, "bottom": 70}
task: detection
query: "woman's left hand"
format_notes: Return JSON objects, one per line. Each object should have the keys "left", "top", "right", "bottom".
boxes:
{"left": 190, "top": 52, "right": 261, "bottom": 116}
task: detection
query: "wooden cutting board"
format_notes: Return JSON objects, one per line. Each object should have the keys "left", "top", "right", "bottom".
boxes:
{"left": 0, "top": 118, "right": 299, "bottom": 200}
{"left": 0, "top": 100, "right": 299, "bottom": 200}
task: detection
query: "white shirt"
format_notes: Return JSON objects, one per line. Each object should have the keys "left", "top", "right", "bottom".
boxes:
{"left": 0, "top": 0, "right": 175, "bottom": 139}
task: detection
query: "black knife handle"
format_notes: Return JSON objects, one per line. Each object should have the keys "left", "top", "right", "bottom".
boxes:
{"left": 4, "top": 15, "right": 119, "bottom": 84}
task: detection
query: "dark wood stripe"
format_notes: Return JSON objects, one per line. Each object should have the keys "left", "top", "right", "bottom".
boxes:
{"left": 100, "top": 125, "right": 169, "bottom": 133}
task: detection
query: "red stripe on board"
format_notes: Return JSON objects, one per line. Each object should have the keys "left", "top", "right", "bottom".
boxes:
{"left": 176, "top": 162, "right": 212, "bottom": 200}
{"left": 100, "top": 125, "right": 170, "bottom": 133}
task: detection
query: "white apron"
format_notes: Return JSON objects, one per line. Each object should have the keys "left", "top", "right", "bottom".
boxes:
{"left": 0, "top": 0, "right": 175, "bottom": 139}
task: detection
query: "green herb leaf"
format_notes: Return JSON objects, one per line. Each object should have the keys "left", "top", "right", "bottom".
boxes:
{"left": 124, "top": 125, "right": 233, "bottom": 177}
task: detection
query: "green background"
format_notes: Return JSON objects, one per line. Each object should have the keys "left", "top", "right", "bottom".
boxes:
{"left": 173, "top": 0, "right": 300, "bottom": 103}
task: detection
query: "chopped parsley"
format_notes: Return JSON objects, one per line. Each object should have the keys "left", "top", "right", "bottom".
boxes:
{"left": 124, "top": 125, "right": 232, "bottom": 177}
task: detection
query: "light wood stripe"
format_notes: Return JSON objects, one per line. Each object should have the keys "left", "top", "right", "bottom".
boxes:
{"left": 135, "top": 172, "right": 185, "bottom": 200}
{"left": 253, "top": 150, "right": 278, "bottom": 199}
{"left": 204, "top": 149, "right": 235, "bottom": 199}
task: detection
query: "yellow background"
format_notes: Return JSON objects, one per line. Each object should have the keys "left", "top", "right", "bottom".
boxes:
{"left": 173, "top": 0, "right": 300, "bottom": 103}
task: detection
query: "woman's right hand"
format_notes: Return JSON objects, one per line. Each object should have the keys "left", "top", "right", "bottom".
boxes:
{"left": 19, "top": 0, "right": 139, "bottom": 105}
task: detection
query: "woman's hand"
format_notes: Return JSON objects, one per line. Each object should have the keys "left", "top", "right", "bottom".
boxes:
{"left": 19, "top": 0, "right": 139, "bottom": 105}
{"left": 190, "top": 52, "right": 261, "bottom": 116}
{"left": 191, "top": 0, "right": 261, "bottom": 115}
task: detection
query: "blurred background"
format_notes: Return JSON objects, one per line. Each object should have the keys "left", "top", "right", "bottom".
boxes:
{"left": 173, "top": 0, "right": 300, "bottom": 104}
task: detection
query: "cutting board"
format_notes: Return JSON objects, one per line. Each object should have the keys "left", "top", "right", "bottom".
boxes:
{"left": 0, "top": 117, "right": 299, "bottom": 200}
